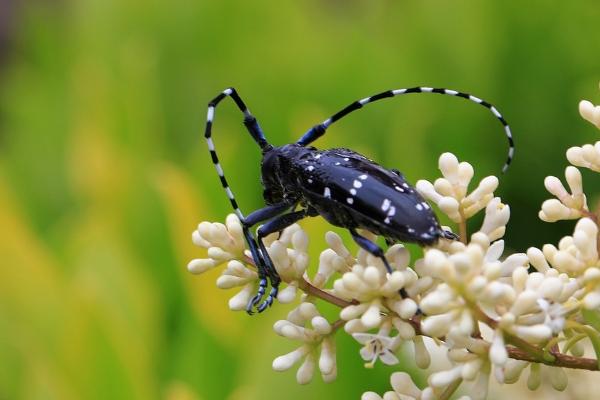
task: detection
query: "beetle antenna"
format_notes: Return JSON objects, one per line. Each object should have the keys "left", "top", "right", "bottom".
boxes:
{"left": 297, "top": 87, "right": 514, "bottom": 174}
{"left": 204, "top": 87, "right": 272, "bottom": 219}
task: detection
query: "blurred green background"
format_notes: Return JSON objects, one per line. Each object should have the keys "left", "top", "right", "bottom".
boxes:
{"left": 1, "top": 1, "right": 600, "bottom": 399}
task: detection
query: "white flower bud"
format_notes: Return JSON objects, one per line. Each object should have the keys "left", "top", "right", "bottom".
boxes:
{"left": 462, "top": 358, "right": 483, "bottom": 381}
{"left": 583, "top": 292, "right": 600, "bottom": 309}
{"left": 539, "top": 199, "right": 578, "bottom": 222}
{"left": 296, "top": 352, "right": 315, "bottom": 384}
{"left": 421, "top": 312, "right": 454, "bottom": 337}
{"left": 361, "top": 302, "right": 383, "bottom": 329}
{"left": 420, "top": 287, "right": 454, "bottom": 314}
{"left": 490, "top": 332, "right": 507, "bottom": 366}
{"left": 429, "top": 366, "right": 462, "bottom": 388}
{"left": 278, "top": 284, "right": 298, "bottom": 303}
{"left": 207, "top": 246, "right": 233, "bottom": 261}
{"left": 273, "top": 347, "right": 308, "bottom": 371}
{"left": 438, "top": 197, "right": 461, "bottom": 222}
{"left": 228, "top": 284, "right": 254, "bottom": 311}
{"left": 192, "top": 230, "right": 211, "bottom": 248}
{"left": 510, "top": 290, "right": 540, "bottom": 316}
{"left": 527, "top": 363, "right": 541, "bottom": 391}
{"left": 434, "top": 177, "right": 455, "bottom": 197}
{"left": 439, "top": 153, "right": 460, "bottom": 181}
{"left": 512, "top": 324, "right": 553, "bottom": 343}
{"left": 319, "top": 337, "right": 336, "bottom": 375}
{"left": 538, "top": 277, "right": 563, "bottom": 301}
{"left": 566, "top": 146, "right": 586, "bottom": 168}
{"left": 364, "top": 266, "right": 382, "bottom": 288}
{"left": 503, "top": 359, "right": 528, "bottom": 384}
{"left": 413, "top": 336, "right": 430, "bottom": 369}
{"left": 549, "top": 367, "right": 568, "bottom": 391}
{"left": 311, "top": 316, "right": 332, "bottom": 335}
{"left": 326, "top": 231, "right": 353, "bottom": 261}
{"left": 584, "top": 267, "right": 600, "bottom": 283}
{"left": 416, "top": 179, "right": 442, "bottom": 203}
{"left": 527, "top": 247, "right": 551, "bottom": 273}
{"left": 579, "top": 99, "right": 600, "bottom": 129}
{"left": 390, "top": 372, "right": 422, "bottom": 398}
{"left": 187, "top": 258, "right": 217, "bottom": 274}
{"left": 544, "top": 175, "right": 569, "bottom": 199}
{"left": 341, "top": 303, "right": 369, "bottom": 321}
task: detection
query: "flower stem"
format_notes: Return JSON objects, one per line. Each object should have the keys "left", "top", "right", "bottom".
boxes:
{"left": 459, "top": 220, "right": 468, "bottom": 244}
{"left": 298, "top": 278, "right": 357, "bottom": 308}
{"left": 506, "top": 346, "right": 598, "bottom": 370}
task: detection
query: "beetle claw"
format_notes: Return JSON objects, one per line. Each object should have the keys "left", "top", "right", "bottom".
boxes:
{"left": 257, "top": 286, "right": 278, "bottom": 313}
{"left": 246, "top": 277, "right": 268, "bottom": 315}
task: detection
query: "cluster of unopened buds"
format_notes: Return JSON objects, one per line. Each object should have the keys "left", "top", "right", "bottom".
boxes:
{"left": 189, "top": 86, "right": 600, "bottom": 399}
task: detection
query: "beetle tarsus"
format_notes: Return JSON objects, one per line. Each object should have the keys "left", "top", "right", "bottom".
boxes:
{"left": 246, "top": 277, "right": 268, "bottom": 315}
{"left": 257, "top": 285, "right": 279, "bottom": 313}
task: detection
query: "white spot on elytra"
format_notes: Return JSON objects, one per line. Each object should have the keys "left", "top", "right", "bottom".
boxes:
{"left": 344, "top": 157, "right": 349, "bottom": 161}
{"left": 324, "top": 187, "right": 331, "bottom": 198}
{"left": 359, "top": 174, "right": 368, "bottom": 180}
{"left": 335, "top": 162, "right": 341, "bottom": 166}
{"left": 307, "top": 165, "right": 315, "bottom": 172}
{"left": 315, "top": 154, "right": 322, "bottom": 159}
{"left": 422, "top": 202, "right": 430, "bottom": 209}
{"left": 346, "top": 197, "right": 354, "bottom": 204}
{"left": 402, "top": 183, "right": 409, "bottom": 188}
{"left": 394, "top": 186, "right": 404, "bottom": 192}
{"left": 408, "top": 228, "right": 415, "bottom": 234}
{"left": 350, "top": 188, "right": 357, "bottom": 195}
{"left": 353, "top": 180, "right": 362, "bottom": 188}
{"left": 388, "top": 206, "right": 396, "bottom": 217}
{"left": 384, "top": 217, "right": 391, "bottom": 224}
{"left": 381, "top": 199, "right": 391, "bottom": 211}
{"left": 416, "top": 204, "right": 423, "bottom": 211}
{"left": 308, "top": 179, "right": 313, "bottom": 184}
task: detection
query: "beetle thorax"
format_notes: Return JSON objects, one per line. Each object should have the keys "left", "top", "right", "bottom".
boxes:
{"left": 260, "top": 144, "right": 311, "bottom": 205}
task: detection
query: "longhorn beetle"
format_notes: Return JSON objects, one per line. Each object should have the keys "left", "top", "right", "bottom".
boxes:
{"left": 204, "top": 87, "right": 514, "bottom": 314}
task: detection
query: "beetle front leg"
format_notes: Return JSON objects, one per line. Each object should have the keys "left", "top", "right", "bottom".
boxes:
{"left": 255, "top": 209, "right": 311, "bottom": 312}
{"left": 240, "top": 202, "right": 294, "bottom": 314}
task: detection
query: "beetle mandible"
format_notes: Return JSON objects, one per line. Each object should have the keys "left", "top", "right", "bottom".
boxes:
{"left": 204, "top": 87, "right": 514, "bottom": 314}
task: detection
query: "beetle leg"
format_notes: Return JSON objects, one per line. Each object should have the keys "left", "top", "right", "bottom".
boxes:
{"left": 350, "top": 229, "right": 394, "bottom": 273}
{"left": 350, "top": 229, "right": 410, "bottom": 298}
{"left": 441, "top": 229, "right": 460, "bottom": 241}
{"left": 255, "top": 209, "right": 311, "bottom": 312}
{"left": 241, "top": 202, "right": 295, "bottom": 314}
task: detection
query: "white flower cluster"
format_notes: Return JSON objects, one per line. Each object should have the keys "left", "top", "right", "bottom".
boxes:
{"left": 189, "top": 87, "right": 600, "bottom": 399}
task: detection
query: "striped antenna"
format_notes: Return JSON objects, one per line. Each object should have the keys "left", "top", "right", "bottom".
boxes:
{"left": 297, "top": 87, "right": 514, "bottom": 173}
{"left": 204, "top": 87, "right": 270, "bottom": 220}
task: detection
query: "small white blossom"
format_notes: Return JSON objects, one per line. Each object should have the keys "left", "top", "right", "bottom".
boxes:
{"left": 416, "top": 153, "right": 498, "bottom": 223}
{"left": 478, "top": 197, "right": 510, "bottom": 241}
{"left": 353, "top": 320, "right": 400, "bottom": 368}
{"left": 539, "top": 167, "right": 587, "bottom": 222}
{"left": 579, "top": 94, "right": 600, "bottom": 130}
{"left": 267, "top": 227, "right": 309, "bottom": 303}
{"left": 188, "top": 214, "right": 246, "bottom": 273}
{"left": 335, "top": 263, "right": 416, "bottom": 329}
{"left": 272, "top": 302, "right": 337, "bottom": 384}
{"left": 541, "top": 217, "right": 598, "bottom": 276}
{"left": 216, "top": 260, "right": 258, "bottom": 311}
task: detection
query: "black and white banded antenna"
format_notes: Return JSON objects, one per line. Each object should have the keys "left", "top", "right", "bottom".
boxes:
{"left": 297, "top": 86, "right": 515, "bottom": 173}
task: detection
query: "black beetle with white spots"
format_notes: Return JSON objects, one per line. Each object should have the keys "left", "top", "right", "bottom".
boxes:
{"left": 204, "top": 86, "right": 514, "bottom": 314}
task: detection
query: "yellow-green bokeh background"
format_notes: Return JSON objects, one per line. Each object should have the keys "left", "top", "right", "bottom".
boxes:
{"left": 1, "top": 1, "right": 600, "bottom": 399}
